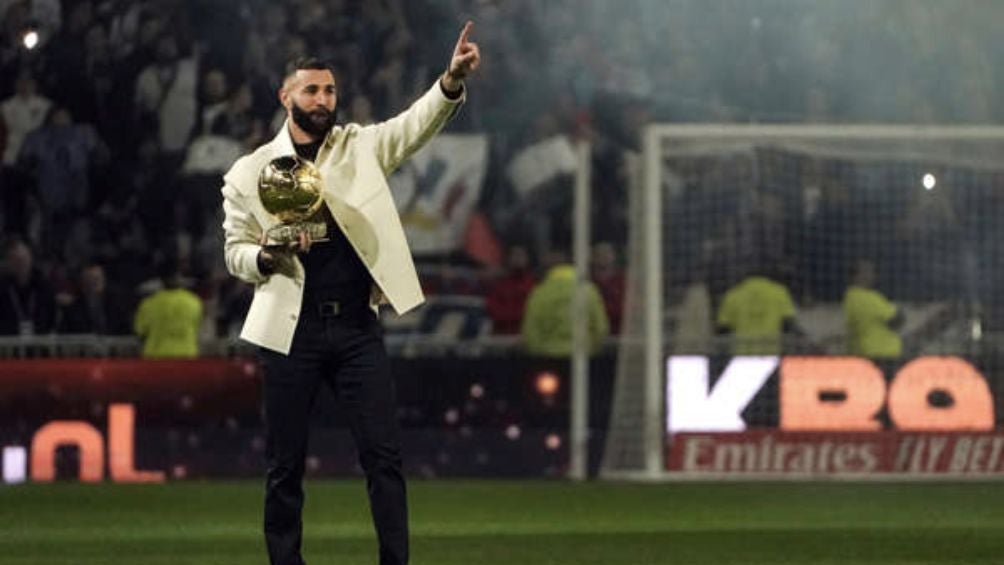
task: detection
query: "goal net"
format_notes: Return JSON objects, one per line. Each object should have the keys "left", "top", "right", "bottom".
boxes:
{"left": 601, "top": 125, "right": 1004, "bottom": 479}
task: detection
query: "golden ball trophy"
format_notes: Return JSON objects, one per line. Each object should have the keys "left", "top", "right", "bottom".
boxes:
{"left": 258, "top": 155, "right": 329, "bottom": 247}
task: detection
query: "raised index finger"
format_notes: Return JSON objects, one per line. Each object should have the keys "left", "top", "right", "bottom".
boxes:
{"left": 456, "top": 21, "right": 473, "bottom": 47}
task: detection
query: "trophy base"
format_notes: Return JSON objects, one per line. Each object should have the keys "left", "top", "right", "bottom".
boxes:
{"left": 264, "top": 221, "right": 329, "bottom": 248}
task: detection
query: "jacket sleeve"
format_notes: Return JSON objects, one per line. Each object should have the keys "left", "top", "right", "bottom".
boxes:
{"left": 221, "top": 181, "right": 268, "bottom": 285}
{"left": 367, "top": 81, "right": 465, "bottom": 175}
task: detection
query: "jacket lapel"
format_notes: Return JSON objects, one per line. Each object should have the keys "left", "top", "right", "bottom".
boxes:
{"left": 269, "top": 119, "right": 297, "bottom": 160}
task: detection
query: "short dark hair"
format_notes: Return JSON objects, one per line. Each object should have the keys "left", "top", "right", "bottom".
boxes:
{"left": 283, "top": 57, "right": 336, "bottom": 83}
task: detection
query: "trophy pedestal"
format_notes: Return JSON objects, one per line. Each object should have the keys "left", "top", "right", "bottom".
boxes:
{"left": 263, "top": 221, "right": 329, "bottom": 248}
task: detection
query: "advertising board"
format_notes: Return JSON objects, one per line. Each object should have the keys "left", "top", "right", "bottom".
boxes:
{"left": 665, "top": 355, "right": 1003, "bottom": 476}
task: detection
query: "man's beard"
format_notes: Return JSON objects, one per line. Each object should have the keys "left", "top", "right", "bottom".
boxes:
{"left": 291, "top": 103, "right": 336, "bottom": 137}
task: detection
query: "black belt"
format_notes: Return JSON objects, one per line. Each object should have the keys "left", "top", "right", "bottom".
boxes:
{"left": 313, "top": 299, "right": 371, "bottom": 318}
{"left": 318, "top": 300, "right": 342, "bottom": 317}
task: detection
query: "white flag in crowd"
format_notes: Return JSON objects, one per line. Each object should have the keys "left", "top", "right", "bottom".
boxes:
{"left": 389, "top": 134, "right": 489, "bottom": 254}
{"left": 182, "top": 135, "right": 243, "bottom": 174}
{"left": 505, "top": 135, "right": 577, "bottom": 197}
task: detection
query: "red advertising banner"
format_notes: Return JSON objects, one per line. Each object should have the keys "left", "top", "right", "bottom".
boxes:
{"left": 668, "top": 431, "right": 1004, "bottom": 476}
{"left": 0, "top": 356, "right": 593, "bottom": 481}
{"left": 0, "top": 359, "right": 263, "bottom": 483}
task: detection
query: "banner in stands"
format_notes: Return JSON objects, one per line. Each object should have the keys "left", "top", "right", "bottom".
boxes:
{"left": 665, "top": 355, "right": 1004, "bottom": 476}
{"left": 388, "top": 133, "right": 488, "bottom": 254}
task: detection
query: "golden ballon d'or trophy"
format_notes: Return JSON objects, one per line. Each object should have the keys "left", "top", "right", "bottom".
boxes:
{"left": 258, "top": 155, "right": 329, "bottom": 247}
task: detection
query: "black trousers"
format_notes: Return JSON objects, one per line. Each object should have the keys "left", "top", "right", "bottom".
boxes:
{"left": 258, "top": 301, "right": 407, "bottom": 565}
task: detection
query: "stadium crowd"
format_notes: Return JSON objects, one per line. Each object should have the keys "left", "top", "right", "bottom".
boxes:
{"left": 0, "top": 0, "right": 1001, "bottom": 354}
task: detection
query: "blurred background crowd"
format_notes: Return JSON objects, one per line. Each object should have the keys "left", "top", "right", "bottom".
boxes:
{"left": 0, "top": 0, "right": 1002, "bottom": 353}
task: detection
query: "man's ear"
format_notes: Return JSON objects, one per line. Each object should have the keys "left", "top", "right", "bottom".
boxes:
{"left": 278, "top": 86, "right": 289, "bottom": 110}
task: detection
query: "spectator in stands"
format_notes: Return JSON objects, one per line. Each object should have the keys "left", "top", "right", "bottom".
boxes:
{"left": 843, "top": 259, "right": 903, "bottom": 359}
{"left": 197, "top": 67, "right": 229, "bottom": 136}
{"left": 672, "top": 265, "right": 713, "bottom": 354}
{"left": 18, "top": 105, "right": 109, "bottom": 255}
{"left": 182, "top": 115, "right": 243, "bottom": 178}
{"left": 716, "top": 265, "right": 803, "bottom": 355}
{"left": 216, "top": 81, "right": 264, "bottom": 150}
{"left": 590, "top": 241, "right": 625, "bottom": 334}
{"left": 82, "top": 22, "right": 115, "bottom": 122}
{"left": 1, "top": 71, "right": 51, "bottom": 167}
{"left": 133, "top": 32, "right": 198, "bottom": 157}
{"left": 0, "top": 238, "right": 56, "bottom": 335}
{"left": 61, "top": 262, "right": 131, "bottom": 334}
{"left": 0, "top": 70, "right": 51, "bottom": 237}
{"left": 133, "top": 262, "right": 202, "bottom": 357}
{"left": 181, "top": 112, "right": 245, "bottom": 241}
{"left": 801, "top": 176, "right": 853, "bottom": 301}
{"left": 521, "top": 247, "right": 609, "bottom": 357}
{"left": 37, "top": 0, "right": 90, "bottom": 111}
{"left": 485, "top": 244, "right": 536, "bottom": 334}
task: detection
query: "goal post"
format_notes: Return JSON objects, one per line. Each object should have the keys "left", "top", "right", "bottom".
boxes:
{"left": 601, "top": 123, "right": 1004, "bottom": 480}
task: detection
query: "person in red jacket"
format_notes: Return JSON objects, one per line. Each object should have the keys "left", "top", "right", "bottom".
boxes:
{"left": 485, "top": 244, "right": 536, "bottom": 334}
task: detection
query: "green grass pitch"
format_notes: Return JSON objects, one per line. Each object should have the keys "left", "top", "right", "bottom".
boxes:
{"left": 2, "top": 480, "right": 1003, "bottom": 564}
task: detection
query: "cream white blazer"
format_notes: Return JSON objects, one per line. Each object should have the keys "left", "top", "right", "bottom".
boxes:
{"left": 221, "top": 82, "right": 464, "bottom": 354}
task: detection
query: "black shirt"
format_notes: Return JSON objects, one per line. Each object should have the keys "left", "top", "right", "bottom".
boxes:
{"left": 294, "top": 139, "right": 323, "bottom": 162}
{"left": 293, "top": 140, "right": 373, "bottom": 307}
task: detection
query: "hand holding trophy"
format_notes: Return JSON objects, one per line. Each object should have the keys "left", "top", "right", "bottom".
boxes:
{"left": 258, "top": 155, "right": 328, "bottom": 250}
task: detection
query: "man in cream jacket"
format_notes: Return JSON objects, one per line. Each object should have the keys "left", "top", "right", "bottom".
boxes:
{"left": 221, "top": 23, "right": 480, "bottom": 565}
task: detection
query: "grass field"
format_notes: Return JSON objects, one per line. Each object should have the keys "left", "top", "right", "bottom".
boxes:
{"left": 2, "top": 480, "right": 1004, "bottom": 564}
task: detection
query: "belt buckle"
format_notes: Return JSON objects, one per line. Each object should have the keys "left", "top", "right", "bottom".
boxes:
{"left": 318, "top": 301, "right": 341, "bottom": 317}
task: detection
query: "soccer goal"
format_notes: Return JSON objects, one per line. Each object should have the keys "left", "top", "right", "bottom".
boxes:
{"left": 601, "top": 124, "right": 1004, "bottom": 480}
